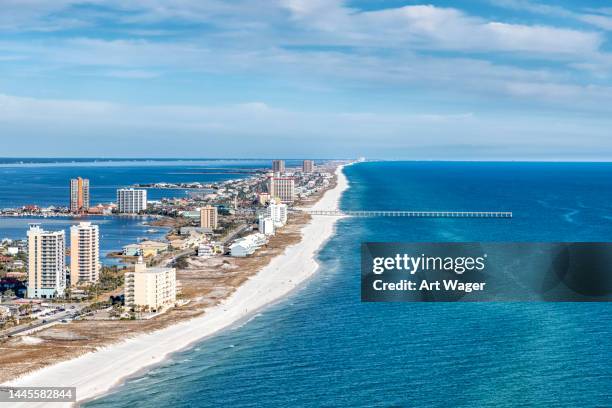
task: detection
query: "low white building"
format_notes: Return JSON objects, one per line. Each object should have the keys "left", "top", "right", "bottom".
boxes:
{"left": 197, "top": 244, "right": 214, "bottom": 258}
{"left": 171, "top": 233, "right": 206, "bottom": 250}
{"left": 0, "top": 305, "right": 11, "bottom": 319}
{"left": 229, "top": 233, "right": 267, "bottom": 257}
{"left": 179, "top": 227, "right": 212, "bottom": 235}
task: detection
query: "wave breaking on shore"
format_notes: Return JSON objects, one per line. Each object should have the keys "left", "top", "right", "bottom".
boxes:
{"left": 5, "top": 164, "right": 350, "bottom": 407}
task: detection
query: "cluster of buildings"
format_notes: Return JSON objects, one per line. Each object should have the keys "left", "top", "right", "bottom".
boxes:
{"left": 0, "top": 178, "right": 152, "bottom": 217}
{"left": 257, "top": 202, "right": 288, "bottom": 236}
{"left": 2, "top": 159, "right": 332, "bottom": 322}
{"left": 25, "top": 222, "right": 99, "bottom": 298}
{"left": 263, "top": 160, "right": 328, "bottom": 204}
{"left": 185, "top": 159, "right": 326, "bottom": 259}
{"left": 226, "top": 160, "right": 312, "bottom": 257}
{"left": 2, "top": 159, "right": 327, "bottom": 219}
{"left": 70, "top": 178, "right": 149, "bottom": 215}
{"left": 229, "top": 202, "right": 288, "bottom": 257}
{"left": 119, "top": 206, "right": 218, "bottom": 259}
{"left": 0, "top": 240, "right": 27, "bottom": 300}
{"left": 13, "top": 180, "right": 151, "bottom": 300}
{"left": 0, "top": 239, "right": 26, "bottom": 272}
{"left": 273, "top": 159, "right": 315, "bottom": 174}
{"left": 20, "top": 222, "right": 177, "bottom": 316}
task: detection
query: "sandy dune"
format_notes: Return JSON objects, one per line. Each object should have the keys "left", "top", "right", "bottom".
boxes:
{"left": 4, "top": 164, "right": 349, "bottom": 407}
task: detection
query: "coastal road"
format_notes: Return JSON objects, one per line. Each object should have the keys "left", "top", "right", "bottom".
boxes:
{"left": 220, "top": 223, "right": 251, "bottom": 245}
{"left": 155, "top": 248, "right": 196, "bottom": 268}
{"left": 1, "top": 306, "right": 83, "bottom": 338}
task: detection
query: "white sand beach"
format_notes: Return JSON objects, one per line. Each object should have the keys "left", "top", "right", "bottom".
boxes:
{"left": 4, "top": 164, "right": 350, "bottom": 407}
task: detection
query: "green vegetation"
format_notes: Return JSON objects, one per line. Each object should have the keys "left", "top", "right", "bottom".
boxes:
{"left": 80, "top": 300, "right": 112, "bottom": 315}
{"left": 0, "top": 249, "right": 27, "bottom": 275}
{"left": 84, "top": 266, "right": 125, "bottom": 299}
{"left": 109, "top": 304, "right": 123, "bottom": 318}
{"left": 174, "top": 255, "right": 190, "bottom": 269}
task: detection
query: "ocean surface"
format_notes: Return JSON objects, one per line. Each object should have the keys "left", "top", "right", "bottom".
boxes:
{"left": 39, "top": 162, "right": 612, "bottom": 406}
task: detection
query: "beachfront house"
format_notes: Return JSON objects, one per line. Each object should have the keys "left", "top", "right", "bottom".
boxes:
{"left": 229, "top": 233, "right": 267, "bottom": 257}
{"left": 122, "top": 240, "right": 169, "bottom": 257}
{"left": 197, "top": 244, "right": 214, "bottom": 258}
{"left": 122, "top": 244, "right": 141, "bottom": 257}
{"left": 170, "top": 234, "right": 206, "bottom": 250}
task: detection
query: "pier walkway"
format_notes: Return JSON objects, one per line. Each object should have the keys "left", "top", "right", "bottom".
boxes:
{"left": 304, "top": 210, "right": 512, "bottom": 218}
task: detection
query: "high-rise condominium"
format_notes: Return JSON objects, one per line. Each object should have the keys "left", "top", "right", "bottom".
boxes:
{"left": 268, "top": 176, "right": 295, "bottom": 203}
{"left": 27, "top": 225, "right": 66, "bottom": 298}
{"left": 70, "top": 177, "right": 90, "bottom": 213}
{"left": 303, "top": 160, "right": 314, "bottom": 173}
{"left": 272, "top": 160, "right": 285, "bottom": 173}
{"left": 266, "top": 203, "right": 288, "bottom": 227}
{"left": 117, "top": 188, "right": 148, "bottom": 213}
{"left": 200, "top": 205, "right": 218, "bottom": 229}
{"left": 70, "top": 222, "right": 100, "bottom": 287}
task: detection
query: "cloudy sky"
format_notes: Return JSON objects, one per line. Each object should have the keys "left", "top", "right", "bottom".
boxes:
{"left": 1, "top": 0, "right": 612, "bottom": 159}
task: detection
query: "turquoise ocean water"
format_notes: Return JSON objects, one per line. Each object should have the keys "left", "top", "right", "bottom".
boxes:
{"left": 3, "top": 160, "right": 610, "bottom": 406}
{"left": 83, "top": 161, "right": 612, "bottom": 407}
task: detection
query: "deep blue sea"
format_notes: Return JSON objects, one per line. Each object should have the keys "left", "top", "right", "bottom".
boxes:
{"left": 40, "top": 162, "right": 612, "bottom": 406}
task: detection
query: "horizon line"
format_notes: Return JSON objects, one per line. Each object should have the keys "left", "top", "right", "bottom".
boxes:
{"left": 3, "top": 157, "right": 612, "bottom": 163}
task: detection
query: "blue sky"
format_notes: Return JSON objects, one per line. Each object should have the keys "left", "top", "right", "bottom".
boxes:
{"left": 2, "top": 0, "right": 612, "bottom": 159}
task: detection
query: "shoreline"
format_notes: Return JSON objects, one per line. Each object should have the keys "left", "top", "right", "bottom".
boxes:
{"left": 4, "top": 164, "right": 351, "bottom": 407}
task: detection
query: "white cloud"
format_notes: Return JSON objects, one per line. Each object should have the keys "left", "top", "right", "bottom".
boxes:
{"left": 0, "top": 0, "right": 611, "bottom": 157}
{"left": 0, "top": 1, "right": 604, "bottom": 56}
{"left": 0, "top": 33, "right": 609, "bottom": 111}
{"left": 0, "top": 0, "right": 89, "bottom": 31}
{"left": 490, "top": 0, "right": 612, "bottom": 32}
{"left": 0, "top": 91, "right": 612, "bottom": 158}
{"left": 578, "top": 14, "right": 612, "bottom": 31}
{"left": 104, "top": 69, "right": 161, "bottom": 79}
{"left": 488, "top": 0, "right": 572, "bottom": 17}
{"left": 277, "top": 2, "right": 602, "bottom": 56}
{"left": 482, "top": 22, "right": 599, "bottom": 54}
